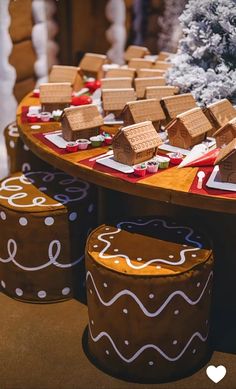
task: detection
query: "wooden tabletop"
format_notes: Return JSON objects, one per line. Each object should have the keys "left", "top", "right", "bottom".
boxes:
{"left": 17, "top": 93, "right": 236, "bottom": 215}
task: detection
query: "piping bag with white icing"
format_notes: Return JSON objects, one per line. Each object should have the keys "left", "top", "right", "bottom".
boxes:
{"left": 178, "top": 144, "right": 209, "bottom": 168}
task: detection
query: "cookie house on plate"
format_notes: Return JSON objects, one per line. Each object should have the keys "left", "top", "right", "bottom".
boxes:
{"left": 128, "top": 58, "right": 153, "bottom": 71}
{"left": 112, "top": 121, "right": 162, "bottom": 165}
{"left": 124, "top": 45, "right": 150, "bottom": 61}
{"left": 161, "top": 93, "right": 197, "bottom": 121}
{"left": 204, "top": 99, "right": 236, "bottom": 132}
{"left": 105, "top": 67, "right": 136, "bottom": 79}
{"left": 145, "top": 85, "right": 179, "bottom": 101}
{"left": 214, "top": 117, "right": 236, "bottom": 148}
{"left": 101, "top": 77, "right": 132, "bottom": 90}
{"left": 134, "top": 77, "right": 166, "bottom": 98}
{"left": 102, "top": 88, "right": 136, "bottom": 117}
{"left": 40, "top": 82, "right": 72, "bottom": 112}
{"left": 61, "top": 104, "right": 103, "bottom": 141}
{"left": 166, "top": 107, "right": 212, "bottom": 149}
{"left": 214, "top": 138, "right": 236, "bottom": 183}
{"left": 79, "top": 52, "right": 107, "bottom": 79}
{"left": 48, "top": 65, "right": 83, "bottom": 92}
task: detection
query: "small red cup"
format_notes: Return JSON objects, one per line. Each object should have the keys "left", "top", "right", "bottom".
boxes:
{"left": 27, "top": 113, "right": 38, "bottom": 123}
{"left": 66, "top": 142, "right": 78, "bottom": 152}
{"left": 133, "top": 164, "right": 147, "bottom": 177}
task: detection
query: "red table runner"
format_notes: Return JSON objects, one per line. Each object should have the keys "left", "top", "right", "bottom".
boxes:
{"left": 33, "top": 132, "right": 68, "bottom": 155}
{"left": 21, "top": 106, "right": 56, "bottom": 124}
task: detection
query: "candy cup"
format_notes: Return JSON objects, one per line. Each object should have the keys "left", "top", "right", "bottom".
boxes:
{"left": 155, "top": 156, "right": 170, "bottom": 169}
{"left": 90, "top": 135, "right": 104, "bottom": 147}
{"left": 66, "top": 142, "right": 79, "bottom": 153}
{"left": 40, "top": 112, "right": 51, "bottom": 122}
{"left": 26, "top": 113, "right": 38, "bottom": 123}
{"left": 76, "top": 139, "right": 91, "bottom": 150}
{"left": 147, "top": 161, "right": 159, "bottom": 173}
{"left": 133, "top": 164, "right": 147, "bottom": 177}
{"left": 168, "top": 152, "right": 183, "bottom": 165}
{"left": 104, "top": 136, "right": 113, "bottom": 145}
{"left": 33, "top": 89, "right": 40, "bottom": 97}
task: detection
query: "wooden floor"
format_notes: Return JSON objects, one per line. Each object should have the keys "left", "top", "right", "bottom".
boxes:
{"left": 0, "top": 292, "right": 235, "bottom": 389}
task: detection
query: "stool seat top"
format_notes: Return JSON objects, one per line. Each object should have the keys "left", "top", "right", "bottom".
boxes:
{"left": 87, "top": 217, "right": 212, "bottom": 276}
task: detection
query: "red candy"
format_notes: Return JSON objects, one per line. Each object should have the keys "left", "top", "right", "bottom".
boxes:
{"left": 71, "top": 95, "right": 92, "bottom": 106}
{"left": 85, "top": 80, "right": 101, "bottom": 93}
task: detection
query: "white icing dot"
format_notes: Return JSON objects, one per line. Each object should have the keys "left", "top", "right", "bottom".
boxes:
{"left": 127, "top": 225, "right": 132, "bottom": 228}
{"left": 196, "top": 236, "right": 201, "bottom": 239}
{"left": 44, "top": 217, "right": 54, "bottom": 226}
{"left": 137, "top": 219, "right": 142, "bottom": 221}
{"left": 156, "top": 265, "right": 161, "bottom": 269}
{"left": 88, "top": 204, "right": 94, "bottom": 213}
{"left": 169, "top": 255, "right": 174, "bottom": 259}
{"left": 91, "top": 320, "right": 94, "bottom": 325}
{"left": 124, "top": 340, "right": 129, "bottom": 345}
{"left": 137, "top": 257, "right": 142, "bottom": 261}
{"left": 197, "top": 282, "right": 201, "bottom": 287}
{"left": 89, "top": 289, "right": 93, "bottom": 294}
{"left": 93, "top": 245, "right": 98, "bottom": 248}
{"left": 183, "top": 244, "right": 187, "bottom": 247}
{"left": 114, "top": 260, "right": 119, "bottom": 264}
{"left": 114, "top": 249, "right": 119, "bottom": 252}
{"left": 62, "top": 287, "right": 70, "bottom": 296}
{"left": 9, "top": 140, "right": 15, "bottom": 148}
{"left": 19, "top": 217, "right": 28, "bottom": 226}
{"left": 105, "top": 350, "right": 109, "bottom": 355}
{"left": 154, "top": 223, "right": 158, "bottom": 226}
{"left": 39, "top": 187, "right": 47, "bottom": 192}
{"left": 38, "top": 290, "right": 47, "bottom": 299}
{"left": 0, "top": 211, "right": 6, "bottom": 220}
{"left": 192, "top": 254, "right": 197, "bottom": 257}
{"left": 149, "top": 293, "right": 155, "bottom": 299}
{"left": 109, "top": 236, "right": 114, "bottom": 239}
{"left": 103, "top": 283, "right": 108, "bottom": 288}
{"left": 172, "top": 222, "right": 176, "bottom": 225}
{"left": 174, "top": 310, "right": 179, "bottom": 315}
{"left": 15, "top": 288, "right": 23, "bottom": 296}
{"left": 1, "top": 280, "right": 6, "bottom": 288}
{"left": 123, "top": 308, "right": 128, "bottom": 314}
{"left": 177, "top": 230, "right": 182, "bottom": 234}
{"left": 192, "top": 349, "right": 196, "bottom": 354}
{"left": 173, "top": 340, "right": 178, "bottom": 345}
{"left": 105, "top": 227, "right": 110, "bottom": 231}
{"left": 69, "top": 212, "right": 77, "bottom": 221}
{"left": 148, "top": 361, "right": 154, "bottom": 366}
{"left": 23, "top": 144, "right": 29, "bottom": 151}
{"left": 206, "top": 320, "right": 208, "bottom": 325}
{"left": 209, "top": 289, "right": 211, "bottom": 294}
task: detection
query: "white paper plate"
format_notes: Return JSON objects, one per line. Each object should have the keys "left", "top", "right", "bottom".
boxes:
{"left": 44, "top": 131, "right": 69, "bottom": 149}
{"left": 96, "top": 156, "right": 134, "bottom": 173}
{"left": 206, "top": 165, "right": 236, "bottom": 192}
{"left": 159, "top": 137, "right": 216, "bottom": 156}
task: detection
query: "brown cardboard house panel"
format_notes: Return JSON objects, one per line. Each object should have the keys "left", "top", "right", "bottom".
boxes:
{"left": 135, "top": 77, "right": 166, "bottom": 98}
{"left": 145, "top": 86, "right": 179, "bottom": 101}
{"left": 113, "top": 121, "right": 162, "bottom": 165}
{"left": 166, "top": 107, "right": 211, "bottom": 149}
{"left": 214, "top": 117, "right": 236, "bottom": 148}
{"left": 40, "top": 82, "right": 72, "bottom": 112}
{"left": 152, "top": 60, "right": 172, "bottom": 70}
{"left": 137, "top": 68, "right": 165, "bottom": 78}
{"left": 124, "top": 45, "right": 150, "bottom": 61}
{"left": 105, "top": 67, "right": 136, "bottom": 79}
{"left": 79, "top": 53, "right": 107, "bottom": 77}
{"left": 101, "top": 77, "right": 133, "bottom": 89}
{"left": 62, "top": 104, "right": 103, "bottom": 141}
{"left": 102, "top": 88, "right": 136, "bottom": 112}
{"left": 128, "top": 58, "right": 153, "bottom": 70}
{"left": 121, "top": 99, "right": 166, "bottom": 130}
{"left": 161, "top": 93, "right": 197, "bottom": 120}
{"left": 206, "top": 99, "right": 236, "bottom": 130}
{"left": 48, "top": 65, "right": 83, "bottom": 91}
{"left": 214, "top": 138, "right": 236, "bottom": 183}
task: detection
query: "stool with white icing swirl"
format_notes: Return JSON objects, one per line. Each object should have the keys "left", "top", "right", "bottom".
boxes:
{"left": 85, "top": 216, "right": 214, "bottom": 382}
{"left": 0, "top": 170, "right": 97, "bottom": 302}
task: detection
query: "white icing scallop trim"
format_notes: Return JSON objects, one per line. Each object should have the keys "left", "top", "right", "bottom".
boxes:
{"left": 7, "top": 122, "right": 19, "bottom": 137}
{"left": 89, "top": 325, "right": 208, "bottom": 363}
{"left": 96, "top": 219, "right": 203, "bottom": 269}
{"left": 0, "top": 239, "right": 83, "bottom": 271}
{"left": 86, "top": 270, "right": 213, "bottom": 317}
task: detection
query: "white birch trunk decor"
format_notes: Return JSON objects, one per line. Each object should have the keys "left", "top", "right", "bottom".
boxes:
{"left": 105, "top": 0, "right": 126, "bottom": 65}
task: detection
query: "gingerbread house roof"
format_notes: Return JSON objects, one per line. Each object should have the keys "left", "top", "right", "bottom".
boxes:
{"left": 145, "top": 86, "right": 179, "bottom": 100}
{"left": 215, "top": 138, "right": 236, "bottom": 165}
{"left": 152, "top": 61, "right": 172, "bottom": 70}
{"left": 48, "top": 65, "right": 80, "bottom": 84}
{"left": 79, "top": 53, "right": 107, "bottom": 73}
{"left": 114, "top": 121, "right": 162, "bottom": 152}
{"left": 135, "top": 77, "right": 166, "bottom": 98}
{"left": 207, "top": 99, "right": 236, "bottom": 127}
{"left": 124, "top": 45, "right": 150, "bottom": 61}
{"left": 40, "top": 83, "right": 72, "bottom": 103}
{"left": 101, "top": 77, "right": 132, "bottom": 89}
{"left": 213, "top": 117, "right": 236, "bottom": 137}
{"left": 102, "top": 88, "right": 136, "bottom": 111}
{"left": 123, "top": 99, "right": 166, "bottom": 122}
{"left": 161, "top": 93, "right": 197, "bottom": 118}
{"left": 105, "top": 67, "right": 136, "bottom": 79}
{"left": 63, "top": 104, "right": 103, "bottom": 131}
{"left": 137, "top": 68, "right": 165, "bottom": 78}
{"left": 176, "top": 107, "right": 212, "bottom": 138}
{"left": 128, "top": 58, "right": 153, "bottom": 70}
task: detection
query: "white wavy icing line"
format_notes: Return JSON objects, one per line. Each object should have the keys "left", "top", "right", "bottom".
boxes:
{"left": 86, "top": 270, "right": 213, "bottom": 317}
{"left": 0, "top": 171, "right": 90, "bottom": 207}
{"left": 89, "top": 326, "right": 208, "bottom": 363}
{"left": 96, "top": 219, "right": 203, "bottom": 269}
{"left": 0, "top": 239, "right": 83, "bottom": 271}
{"left": 8, "top": 123, "right": 19, "bottom": 138}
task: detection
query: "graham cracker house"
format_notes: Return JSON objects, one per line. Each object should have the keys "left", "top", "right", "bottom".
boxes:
{"left": 79, "top": 52, "right": 107, "bottom": 78}
{"left": 61, "top": 104, "right": 103, "bottom": 141}
{"left": 204, "top": 99, "right": 236, "bottom": 132}
{"left": 214, "top": 138, "right": 236, "bottom": 183}
{"left": 113, "top": 121, "right": 162, "bottom": 165}
{"left": 214, "top": 117, "right": 236, "bottom": 148}
{"left": 134, "top": 77, "right": 166, "bottom": 98}
{"left": 105, "top": 68, "right": 136, "bottom": 79}
{"left": 137, "top": 68, "right": 165, "bottom": 78}
{"left": 101, "top": 77, "right": 132, "bottom": 90}
{"left": 128, "top": 58, "right": 153, "bottom": 71}
{"left": 102, "top": 88, "right": 136, "bottom": 116}
{"left": 121, "top": 99, "right": 166, "bottom": 131}
{"left": 145, "top": 86, "right": 179, "bottom": 101}
{"left": 40, "top": 82, "right": 72, "bottom": 112}
{"left": 124, "top": 45, "right": 150, "bottom": 62}
{"left": 161, "top": 93, "right": 197, "bottom": 121}
{"left": 48, "top": 65, "right": 83, "bottom": 91}
{"left": 166, "top": 107, "right": 212, "bottom": 149}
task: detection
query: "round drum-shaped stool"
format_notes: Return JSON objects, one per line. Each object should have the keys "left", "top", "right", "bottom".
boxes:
{"left": 4, "top": 121, "right": 50, "bottom": 174}
{"left": 0, "top": 170, "right": 97, "bottom": 302}
{"left": 85, "top": 216, "right": 214, "bottom": 382}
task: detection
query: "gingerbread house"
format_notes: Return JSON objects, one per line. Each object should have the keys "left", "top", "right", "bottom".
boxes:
{"left": 39, "top": 82, "right": 72, "bottom": 112}
{"left": 105, "top": 67, "right": 136, "bottom": 79}
{"left": 48, "top": 65, "right": 83, "bottom": 91}
{"left": 79, "top": 53, "right": 107, "bottom": 78}
{"left": 204, "top": 99, "right": 236, "bottom": 132}
{"left": 121, "top": 99, "right": 165, "bottom": 131}
{"left": 145, "top": 85, "right": 179, "bottom": 101}
{"left": 161, "top": 93, "right": 197, "bottom": 121}
{"left": 134, "top": 77, "right": 166, "bottom": 98}
{"left": 102, "top": 88, "right": 136, "bottom": 116}
{"left": 214, "top": 138, "right": 236, "bottom": 183}
{"left": 214, "top": 117, "right": 236, "bottom": 148}
{"left": 137, "top": 68, "right": 165, "bottom": 78}
{"left": 61, "top": 104, "right": 103, "bottom": 141}
{"left": 124, "top": 45, "right": 150, "bottom": 61}
{"left": 152, "top": 60, "right": 172, "bottom": 70}
{"left": 113, "top": 121, "right": 162, "bottom": 165}
{"left": 166, "top": 107, "right": 212, "bottom": 149}
{"left": 101, "top": 77, "right": 132, "bottom": 90}
{"left": 128, "top": 58, "right": 153, "bottom": 70}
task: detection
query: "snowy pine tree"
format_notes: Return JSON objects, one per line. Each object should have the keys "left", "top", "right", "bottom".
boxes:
{"left": 167, "top": 0, "right": 236, "bottom": 105}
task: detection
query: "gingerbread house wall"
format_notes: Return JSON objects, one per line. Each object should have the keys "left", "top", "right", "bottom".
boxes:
{"left": 219, "top": 153, "right": 236, "bottom": 183}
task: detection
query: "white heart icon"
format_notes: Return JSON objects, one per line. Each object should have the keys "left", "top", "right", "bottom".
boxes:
{"left": 206, "top": 365, "right": 226, "bottom": 383}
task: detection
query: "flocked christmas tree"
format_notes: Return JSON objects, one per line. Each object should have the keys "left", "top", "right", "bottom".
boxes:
{"left": 167, "top": 0, "right": 236, "bottom": 105}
